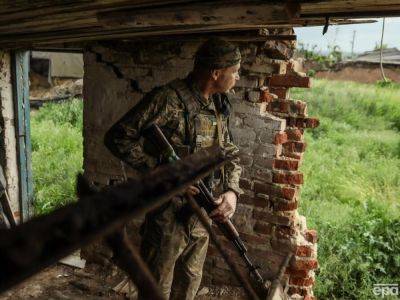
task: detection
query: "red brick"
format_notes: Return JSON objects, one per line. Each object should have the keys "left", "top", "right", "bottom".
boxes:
{"left": 267, "top": 99, "right": 307, "bottom": 117}
{"left": 274, "top": 132, "right": 288, "bottom": 145}
{"left": 305, "top": 117, "right": 320, "bottom": 128}
{"left": 275, "top": 225, "right": 296, "bottom": 239}
{"left": 281, "top": 187, "right": 297, "bottom": 200}
{"left": 305, "top": 229, "right": 318, "bottom": 243}
{"left": 286, "top": 128, "right": 303, "bottom": 141}
{"left": 283, "top": 150, "right": 303, "bottom": 160}
{"left": 254, "top": 182, "right": 297, "bottom": 200}
{"left": 253, "top": 211, "right": 292, "bottom": 226}
{"left": 285, "top": 268, "right": 310, "bottom": 278}
{"left": 273, "top": 158, "right": 299, "bottom": 171}
{"left": 254, "top": 221, "right": 273, "bottom": 235}
{"left": 273, "top": 171, "right": 304, "bottom": 185}
{"left": 259, "top": 89, "right": 276, "bottom": 102}
{"left": 268, "top": 100, "right": 290, "bottom": 113}
{"left": 296, "top": 245, "right": 314, "bottom": 257}
{"left": 287, "top": 117, "right": 320, "bottom": 129}
{"left": 269, "top": 74, "right": 311, "bottom": 88}
{"left": 293, "top": 258, "right": 319, "bottom": 270}
{"left": 283, "top": 141, "right": 307, "bottom": 153}
{"left": 289, "top": 276, "right": 315, "bottom": 287}
{"left": 269, "top": 87, "right": 288, "bottom": 99}
{"left": 274, "top": 199, "right": 298, "bottom": 211}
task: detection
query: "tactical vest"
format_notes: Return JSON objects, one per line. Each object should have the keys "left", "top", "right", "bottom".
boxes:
{"left": 168, "top": 78, "right": 228, "bottom": 193}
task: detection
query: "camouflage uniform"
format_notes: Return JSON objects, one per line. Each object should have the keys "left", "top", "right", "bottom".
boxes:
{"left": 104, "top": 39, "right": 243, "bottom": 300}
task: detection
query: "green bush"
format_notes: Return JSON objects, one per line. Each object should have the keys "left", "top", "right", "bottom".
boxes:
{"left": 296, "top": 43, "right": 343, "bottom": 70}
{"left": 292, "top": 80, "right": 400, "bottom": 299}
{"left": 31, "top": 99, "right": 83, "bottom": 215}
{"left": 314, "top": 205, "right": 400, "bottom": 299}
{"left": 33, "top": 99, "right": 83, "bottom": 129}
{"left": 29, "top": 83, "right": 400, "bottom": 299}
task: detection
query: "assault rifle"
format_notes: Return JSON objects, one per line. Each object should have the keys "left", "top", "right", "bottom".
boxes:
{"left": 143, "top": 123, "right": 267, "bottom": 297}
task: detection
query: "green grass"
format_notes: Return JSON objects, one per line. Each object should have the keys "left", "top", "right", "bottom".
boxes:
{"left": 292, "top": 79, "right": 400, "bottom": 299}
{"left": 31, "top": 99, "right": 83, "bottom": 215}
{"left": 29, "top": 81, "right": 400, "bottom": 299}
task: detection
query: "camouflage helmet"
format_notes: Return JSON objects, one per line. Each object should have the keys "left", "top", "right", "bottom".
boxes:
{"left": 194, "top": 38, "right": 241, "bottom": 70}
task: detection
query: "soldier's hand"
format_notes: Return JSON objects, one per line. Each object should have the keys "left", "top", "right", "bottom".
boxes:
{"left": 185, "top": 185, "right": 200, "bottom": 196}
{"left": 209, "top": 191, "right": 237, "bottom": 222}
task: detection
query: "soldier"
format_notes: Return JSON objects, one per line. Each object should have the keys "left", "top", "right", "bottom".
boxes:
{"left": 104, "top": 38, "right": 243, "bottom": 300}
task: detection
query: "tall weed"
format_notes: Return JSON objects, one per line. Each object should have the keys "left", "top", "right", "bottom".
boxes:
{"left": 292, "top": 80, "right": 400, "bottom": 299}
{"left": 31, "top": 99, "right": 83, "bottom": 214}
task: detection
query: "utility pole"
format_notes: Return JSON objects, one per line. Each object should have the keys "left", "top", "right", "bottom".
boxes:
{"left": 380, "top": 18, "right": 388, "bottom": 82}
{"left": 351, "top": 30, "right": 356, "bottom": 58}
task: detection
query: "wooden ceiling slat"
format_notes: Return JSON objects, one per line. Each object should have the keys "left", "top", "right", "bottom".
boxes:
{"left": 301, "top": 0, "right": 400, "bottom": 15}
{"left": 0, "top": 18, "right": 377, "bottom": 50}
{"left": 0, "top": 0, "right": 198, "bottom": 21}
{"left": 97, "top": 2, "right": 289, "bottom": 28}
{"left": 0, "top": 0, "right": 396, "bottom": 49}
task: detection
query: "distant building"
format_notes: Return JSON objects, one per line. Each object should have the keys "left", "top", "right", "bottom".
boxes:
{"left": 315, "top": 48, "right": 400, "bottom": 83}
{"left": 351, "top": 48, "right": 400, "bottom": 66}
{"left": 30, "top": 52, "right": 83, "bottom": 103}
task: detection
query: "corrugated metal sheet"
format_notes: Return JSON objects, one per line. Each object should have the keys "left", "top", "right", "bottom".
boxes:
{"left": 353, "top": 48, "right": 400, "bottom": 66}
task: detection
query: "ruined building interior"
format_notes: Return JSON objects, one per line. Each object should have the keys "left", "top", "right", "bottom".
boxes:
{"left": 0, "top": 1, "right": 399, "bottom": 300}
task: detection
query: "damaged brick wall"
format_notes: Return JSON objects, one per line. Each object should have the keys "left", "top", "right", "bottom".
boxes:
{"left": 83, "top": 32, "right": 318, "bottom": 299}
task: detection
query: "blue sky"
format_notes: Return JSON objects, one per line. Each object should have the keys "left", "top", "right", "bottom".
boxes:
{"left": 295, "top": 17, "right": 400, "bottom": 54}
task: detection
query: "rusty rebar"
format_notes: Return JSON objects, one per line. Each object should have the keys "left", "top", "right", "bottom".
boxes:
{"left": 0, "top": 147, "right": 230, "bottom": 292}
{"left": 107, "top": 229, "right": 165, "bottom": 300}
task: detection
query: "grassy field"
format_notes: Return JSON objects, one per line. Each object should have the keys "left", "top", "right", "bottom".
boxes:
{"left": 292, "top": 80, "right": 400, "bottom": 299}
{"left": 31, "top": 99, "right": 83, "bottom": 214}
{"left": 30, "top": 80, "right": 400, "bottom": 299}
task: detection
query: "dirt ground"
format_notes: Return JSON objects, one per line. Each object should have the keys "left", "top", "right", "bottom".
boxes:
{"left": 316, "top": 65, "right": 400, "bottom": 84}
{"left": 0, "top": 264, "right": 246, "bottom": 300}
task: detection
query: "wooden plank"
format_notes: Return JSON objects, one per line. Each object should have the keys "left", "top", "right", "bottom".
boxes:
{"left": 0, "top": 15, "right": 99, "bottom": 35}
{"left": 0, "top": 24, "right": 273, "bottom": 47}
{"left": 0, "top": 18, "right": 376, "bottom": 50}
{"left": 0, "top": 0, "right": 197, "bottom": 21}
{"left": 11, "top": 51, "right": 33, "bottom": 222}
{"left": 302, "top": 10, "right": 400, "bottom": 18}
{"left": 97, "top": 2, "right": 289, "bottom": 27}
{"left": 301, "top": 0, "right": 400, "bottom": 15}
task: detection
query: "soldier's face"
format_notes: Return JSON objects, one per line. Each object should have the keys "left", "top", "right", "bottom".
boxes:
{"left": 212, "top": 63, "right": 240, "bottom": 93}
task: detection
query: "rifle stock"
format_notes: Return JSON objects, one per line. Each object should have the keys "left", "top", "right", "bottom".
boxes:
{"left": 143, "top": 123, "right": 267, "bottom": 296}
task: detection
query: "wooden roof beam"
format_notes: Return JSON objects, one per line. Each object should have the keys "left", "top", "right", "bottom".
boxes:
{"left": 97, "top": 2, "right": 299, "bottom": 28}
{"left": 301, "top": 10, "right": 400, "bottom": 19}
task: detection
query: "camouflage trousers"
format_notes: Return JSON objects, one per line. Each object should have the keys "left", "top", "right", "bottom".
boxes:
{"left": 140, "top": 197, "right": 210, "bottom": 300}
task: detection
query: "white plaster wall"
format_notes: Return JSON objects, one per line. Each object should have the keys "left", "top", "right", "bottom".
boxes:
{"left": 0, "top": 51, "right": 20, "bottom": 222}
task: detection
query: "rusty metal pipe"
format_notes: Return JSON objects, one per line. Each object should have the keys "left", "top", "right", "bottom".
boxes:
{"left": 107, "top": 229, "right": 165, "bottom": 300}
{"left": 0, "top": 147, "right": 230, "bottom": 292}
